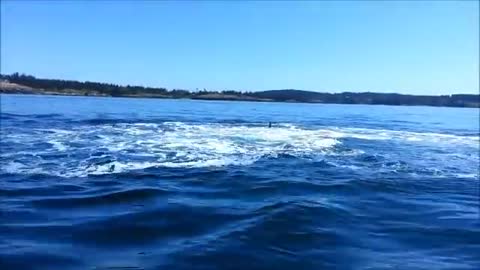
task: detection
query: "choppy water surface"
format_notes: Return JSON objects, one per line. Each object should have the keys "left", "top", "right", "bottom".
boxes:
{"left": 1, "top": 94, "right": 479, "bottom": 270}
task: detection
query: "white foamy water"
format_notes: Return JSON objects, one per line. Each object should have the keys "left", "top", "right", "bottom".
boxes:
{"left": 1, "top": 122, "right": 478, "bottom": 178}
{"left": 325, "top": 127, "right": 479, "bottom": 145}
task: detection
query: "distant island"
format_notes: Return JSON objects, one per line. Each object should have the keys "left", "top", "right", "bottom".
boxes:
{"left": 1, "top": 73, "right": 478, "bottom": 107}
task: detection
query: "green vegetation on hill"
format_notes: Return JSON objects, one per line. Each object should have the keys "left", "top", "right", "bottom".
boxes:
{"left": 1, "top": 73, "right": 478, "bottom": 107}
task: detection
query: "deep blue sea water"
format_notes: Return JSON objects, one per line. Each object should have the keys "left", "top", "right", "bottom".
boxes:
{"left": 1, "top": 94, "right": 479, "bottom": 270}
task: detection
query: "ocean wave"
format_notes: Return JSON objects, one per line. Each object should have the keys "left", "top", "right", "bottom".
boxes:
{"left": 31, "top": 188, "right": 170, "bottom": 208}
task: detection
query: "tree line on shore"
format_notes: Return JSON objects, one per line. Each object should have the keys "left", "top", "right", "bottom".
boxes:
{"left": 1, "top": 73, "right": 478, "bottom": 107}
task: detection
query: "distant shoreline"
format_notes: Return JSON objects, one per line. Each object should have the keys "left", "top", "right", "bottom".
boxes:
{"left": 1, "top": 73, "right": 479, "bottom": 108}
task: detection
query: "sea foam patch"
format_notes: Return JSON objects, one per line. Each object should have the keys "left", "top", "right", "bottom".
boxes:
{"left": 0, "top": 122, "right": 477, "bottom": 177}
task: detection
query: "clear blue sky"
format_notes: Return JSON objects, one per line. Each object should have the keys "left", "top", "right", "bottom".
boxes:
{"left": 1, "top": 1, "right": 478, "bottom": 95}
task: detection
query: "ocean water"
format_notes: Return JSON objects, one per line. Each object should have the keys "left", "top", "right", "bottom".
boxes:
{"left": 0, "top": 94, "right": 479, "bottom": 270}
